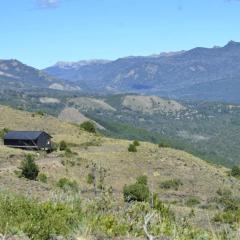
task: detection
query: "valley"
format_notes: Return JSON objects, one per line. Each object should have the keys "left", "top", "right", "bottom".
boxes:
{"left": 1, "top": 41, "right": 240, "bottom": 239}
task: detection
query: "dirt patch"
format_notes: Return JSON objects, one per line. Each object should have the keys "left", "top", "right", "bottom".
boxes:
{"left": 122, "top": 95, "right": 186, "bottom": 114}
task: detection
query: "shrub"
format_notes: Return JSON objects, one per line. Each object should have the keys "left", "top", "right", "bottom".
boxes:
{"left": 57, "top": 178, "right": 78, "bottom": 192}
{"left": 152, "top": 193, "right": 174, "bottom": 219}
{"left": 123, "top": 176, "right": 149, "bottom": 202}
{"left": 0, "top": 193, "right": 80, "bottom": 240}
{"left": 160, "top": 179, "right": 183, "bottom": 190}
{"left": 231, "top": 166, "right": 240, "bottom": 177}
{"left": 217, "top": 195, "right": 239, "bottom": 211}
{"left": 158, "top": 141, "right": 170, "bottom": 148}
{"left": 133, "top": 140, "right": 140, "bottom": 146}
{"left": 35, "top": 110, "right": 44, "bottom": 116}
{"left": 0, "top": 128, "right": 10, "bottom": 139}
{"left": 213, "top": 211, "right": 239, "bottom": 224}
{"left": 216, "top": 188, "right": 232, "bottom": 197}
{"left": 87, "top": 173, "right": 95, "bottom": 184}
{"left": 123, "top": 183, "right": 149, "bottom": 202}
{"left": 80, "top": 121, "right": 96, "bottom": 133}
{"left": 136, "top": 175, "right": 148, "bottom": 185}
{"left": 128, "top": 144, "right": 137, "bottom": 152}
{"left": 20, "top": 154, "right": 39, "bottom": 180}
{"left": 51, "top": 142, "right": 59, "bottom": 152}
{"left": 59, "top": 140, "right": 68, "bottom": 151}
{"left": 37, "top": 173, "right": 48, "bottom": 183}
{"left": 185, "top": 197, "right": 200, "bottom": 207}
{"left": 64, "top": 147, "right": 73, "bottom": 156}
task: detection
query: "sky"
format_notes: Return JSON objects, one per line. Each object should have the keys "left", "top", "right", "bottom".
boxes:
{"left": 1, "top": 0, "right": 240, "bottom": 69}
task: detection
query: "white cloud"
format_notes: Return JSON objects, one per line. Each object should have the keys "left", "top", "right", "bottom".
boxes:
{"left": 36, "top": 0, "right": 60, "bottom": 9}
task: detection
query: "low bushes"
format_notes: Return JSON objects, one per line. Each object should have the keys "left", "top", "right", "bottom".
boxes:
{"left": 57, "top": 178, "right": 79, "bottom": 192}
{"left": 0, "top": 193, "right": 81, "bottom": 240}
{"left": 160, "top": 179, "right": 183, "bottom": 190}
{"left": 185, "top": 197, "right": 201, "bottom": 207}
{"left": 87, "top": 173, "right": 95, "bottom": 184}
{"left": 80, "top": 121, "right": 96, "bottom": 133}
{"left": 37, "top": 173, "right": 48, "bottom": 183}
{"left": 0, "top": 192, "right": 231, "bottom": 239}
{"left": 123, "top": 175, "right": 149, "bottom": 202}
{"left": 158, "top": 141, "right": 171, "bottom": 148}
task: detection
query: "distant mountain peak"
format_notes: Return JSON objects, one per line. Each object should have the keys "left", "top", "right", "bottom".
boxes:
{"left": 54, "top": 59, "right": 112, "bottom": 69}
{"left": 224, "top": 40, "right": 240, "bottom": 48}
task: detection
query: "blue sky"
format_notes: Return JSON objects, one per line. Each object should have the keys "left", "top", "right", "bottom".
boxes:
{"left": 1, "top": 0, "right": 240, "bottom": 68}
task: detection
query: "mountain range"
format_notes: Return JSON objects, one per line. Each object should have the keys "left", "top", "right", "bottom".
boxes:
{"left": 1, "top": 41, "right": 240, "bottom": 103}
{"left": 44, "top": 41, "right": 240, "bottom": 103}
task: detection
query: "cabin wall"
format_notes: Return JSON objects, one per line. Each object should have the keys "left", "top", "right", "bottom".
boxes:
{"left": 37, "top": 133, "right": 51, "bottom": 149}
{"left": 4, "top": 139, "right": 38, "bottom": 147}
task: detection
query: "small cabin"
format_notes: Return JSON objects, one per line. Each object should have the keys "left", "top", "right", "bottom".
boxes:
{"left": 4, "top": 131, "right": 52, "bottom": 151}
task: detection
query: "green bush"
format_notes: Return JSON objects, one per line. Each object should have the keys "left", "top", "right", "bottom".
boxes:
{"left": 213, "top": 211, "right": 239, "bottom": 224}
{"left": 57, "top": 178, "right": 79, "bottom": 192}
{"left": 0, "top": 128, "right": 10, "bottom": 139}
{"left": 123, "top": 183, "right": 149, "bottom": 202}
{"left": 123, "top": 176, "right": 149, "bottom": 202}
{"left": 59, "top": 140, "right": 68, "bottom": 151}
{"left": 87, "top": 173, "right": 95, "bottom": 184}
{"left": 185, "top": 197, "right": 200, "bottom": 207}
{"left": 160, "top": 179, "right": 183, "bottom": 190}
{"left": 0, "top": 193, "right": 80, "bottom": 240}
{"left": 158, "top": 141, "right": 171, "bottom": 148}
{"left": 80, "top": 121, "right": 96, "bottom": 133}
{"left": 231, "top": 166, "right": 240, "bottom": 177}
{"left": 133, "top": 140, "right": 140, "bottom": 146}
{"left": 128, "top": 144, "right": 137, "bottom": 152}
{"left": 35, "top": 110, "right": 44, "bottom": 116}
{"left": 37, "top": 173, "right": 48, "bottom": 183}
{"left": 217, "top": 195, "right": 239, "bottom": 211}
{"left": 216, "top": 188, "right": 232, "bottom": 197}
{"left": 20, "top": 154, "right": 39, "bottom": 180}
{"left": 136, "top": 175, "right": 148, "bottom": 185}
{"left": 35, "top": 110, "right": 45, "bottom": 117}
{"left": 152, "top": 193, "right": 174, "bottom": 219}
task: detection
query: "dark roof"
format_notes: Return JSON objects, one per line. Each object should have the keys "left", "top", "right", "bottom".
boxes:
{"left": 4, "top": 131, "right": 52, "bottom": 140}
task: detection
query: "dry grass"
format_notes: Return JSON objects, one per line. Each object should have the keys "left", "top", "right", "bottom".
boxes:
{"left": 0, "top": 104, "right": 240, "bottom": 231}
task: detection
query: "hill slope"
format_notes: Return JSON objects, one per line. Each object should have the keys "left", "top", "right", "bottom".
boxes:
{"left": 0, "top": 105, "right": 240, "bottom": 238}
{"left": 0, "top": 59, "right": 79, "bottom": 91}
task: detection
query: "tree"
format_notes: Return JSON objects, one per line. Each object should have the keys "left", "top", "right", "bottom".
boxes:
{"left": 133, "top": 140, "right": 140, "bottom": 146}
{"left": 20, "top": 154, "right": 39, "bottom": 180}
{"left": 0, "top": 128, "right": 10, "bottom": 139}
{"left": 80, "top": 121, "right": 96, "bottom": 133}
{"left": 128, "top": 144, "right": 137, "bottom": 152}
{"left": 59, "top": 140, "right": 68, "bottom": 151}
{"left": 231, "top": 166, "right": 240, "bottom": 177}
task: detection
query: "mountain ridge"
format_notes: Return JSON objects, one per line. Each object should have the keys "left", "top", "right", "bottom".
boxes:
{"left": 44, "top": 40, "right": 240, "bottom": 103}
